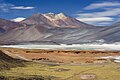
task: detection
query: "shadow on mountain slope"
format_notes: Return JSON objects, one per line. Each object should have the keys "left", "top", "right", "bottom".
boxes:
{"left": 0, "top": 50, "right": 25, "bottom": 71}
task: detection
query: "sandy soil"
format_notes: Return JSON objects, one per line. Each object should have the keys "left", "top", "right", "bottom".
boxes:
{"left": 0, "top": 47, "right": 120, "bottom": 64}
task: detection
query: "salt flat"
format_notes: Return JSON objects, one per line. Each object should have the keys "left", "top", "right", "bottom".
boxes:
{"left": 1, "top": 44, "right": 120, "bottom": 51}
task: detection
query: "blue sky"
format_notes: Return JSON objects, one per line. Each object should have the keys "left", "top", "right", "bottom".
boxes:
{"left": 0, "top": 0, "right": 120, "bottom": 26}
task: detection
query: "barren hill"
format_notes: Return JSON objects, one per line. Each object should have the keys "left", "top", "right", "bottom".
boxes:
{"left": 0, "top": 50, "right": 24, "bottom": 70}
{"left": 21, "top": 13, "right": 93, "bottom": 28}
{"left": 0, "top": 13, "right": 120, "bottom": 44}
{"left": 0, "top": 18, "right": 24, "bottom": 31}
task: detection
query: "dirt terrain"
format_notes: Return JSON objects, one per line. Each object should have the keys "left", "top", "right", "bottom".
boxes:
{"left": 1, "top": 47, "right": 120, "bottom": 64}
{"left": 0, "top": 48, "right": 120, "bottom": 80}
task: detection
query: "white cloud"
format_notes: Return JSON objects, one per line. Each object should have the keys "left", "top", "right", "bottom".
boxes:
{"left": 11, "top": 6, "right": 35, "bottom": 10}
{"left": 0, "top": 2, "right": 35, "bottom": 12}
{"left": 77, "top": 17, "right": 114, "bottom": 26}
{"left": 84, "top": 2, "right": 120, "bottom": 10}
{"left": 76, "top": 1, "right": 120, "bottom": 26}
{"left": 76, "top": 8, "right": 120, "bottom": 25}
{"left": 11, "top": 17, "right": 26, "bottom": 22}
{"left": 0, "top": 3, "right": 13, "bottom": 12}
{"left": 98, "top": 22, "right": 112, "bottom": 25}
{"left": 77, "top": 8, "right": 120, "bottom": 18}
{"left": 77, "top": 17, "right": 113, "bottom": 22}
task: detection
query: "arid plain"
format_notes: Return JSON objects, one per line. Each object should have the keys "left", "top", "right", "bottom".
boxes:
{"left": 0, "top": 47, "right": 120, "bottom": 80}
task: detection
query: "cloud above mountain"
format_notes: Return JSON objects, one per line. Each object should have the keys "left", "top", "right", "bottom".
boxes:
{"left": 0, "top": 1, "right": 35, "bottom": 12}
{"left": 84, "top": 2, "right": 120, "bottom": 10}
{"left": 0, "top": 0, "right": 120, "bottom": 26}
{"left": 11, "top": 6, "right": 35, "bottom": 10}
{"left": 0, "top": 3, "right": 13, "bottom": 12}
{"left": 76, "top": 1, "right": 120, "bottom": 26}
{"left": 77, "top": 17, "right": 113, "bottom": 22}
{"left": 78, "top": 8, "right": 120, "bottom": 17}
{"left": 11, "top": 17, "right": 26, "bottom": 22}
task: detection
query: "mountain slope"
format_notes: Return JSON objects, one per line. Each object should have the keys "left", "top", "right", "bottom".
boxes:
{"left": 100, "top": 22, "right": 120, "bottom": 43}
{"left": 0, "top": 18, "right": 24, "bottom": 31}
{"left": 21, "top": 13, "right": 93, "bottom": 28}
{"left": 43, "top": 27, "right": 105, "bottom": 44}
{"left": 0, "top": 25, "right": 48, "bottom": 42}
{"left": 0, "top": 50, "right": 24, "bottom": 70}
{"left": 0, "top": 13, "right": 95, "bottom": 44}
{"left": 42, "top": 23, "right": 120, "bottom": 44}
{"left": 0, "top": 26, "right": 105, "bottom": 44}
{"left": 0, "top": 27, "right": 5, "bottom": 33}
{"left": 0, "top": 13, "right": 120, "bottom": 44}
{"left": 112, "top": 21, "right": 120, "bottom": 27}
{"left": 21, "top": 14, "right": 53, "bottom": 28}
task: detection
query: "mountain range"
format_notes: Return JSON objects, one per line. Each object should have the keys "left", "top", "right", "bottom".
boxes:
{"left": 0, "top": 13, "right": 120, "bottom": 45}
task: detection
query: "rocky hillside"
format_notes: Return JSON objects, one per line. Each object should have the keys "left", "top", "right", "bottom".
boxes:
{"left": 0, "top": 18, "right": 24, "bottom": 31}
{"left": 0, "top": 13, "right": 120, "bottom": 44}
{"left": 21, "top": 13, "right": 93, "bottom": 28}
{"left": 0, "top": 50, "right": 24, "bottom": 70}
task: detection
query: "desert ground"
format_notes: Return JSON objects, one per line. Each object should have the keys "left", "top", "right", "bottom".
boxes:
{"left": 0, "top": 47, "right": 120, "bottom": 80}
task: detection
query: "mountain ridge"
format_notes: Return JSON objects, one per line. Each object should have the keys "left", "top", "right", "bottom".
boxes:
{"left": 21, "top": 13, "right": 93, "bottom": 28}
{"left": 0, "top": 18, "right": 24, "bottom": 31}
{"left": 0, "top": 13, "right": 120, "bottom": 44}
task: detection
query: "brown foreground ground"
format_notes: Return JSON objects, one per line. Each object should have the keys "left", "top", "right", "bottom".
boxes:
{"left": 0, "top": 47, "right": 120, "bottom": 64}
{"left": 0, "top": 47, "right": 120, "bottom": 80}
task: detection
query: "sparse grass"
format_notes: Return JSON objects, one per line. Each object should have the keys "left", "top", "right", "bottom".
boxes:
{"left": 0, "top": 50, "right": 25, "bottom": 71}
{"left": 0, "top": 62, "right": 120, "bottom": 80}
{"left": 0, "top": 47, "right": 120, "bottom": 80}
